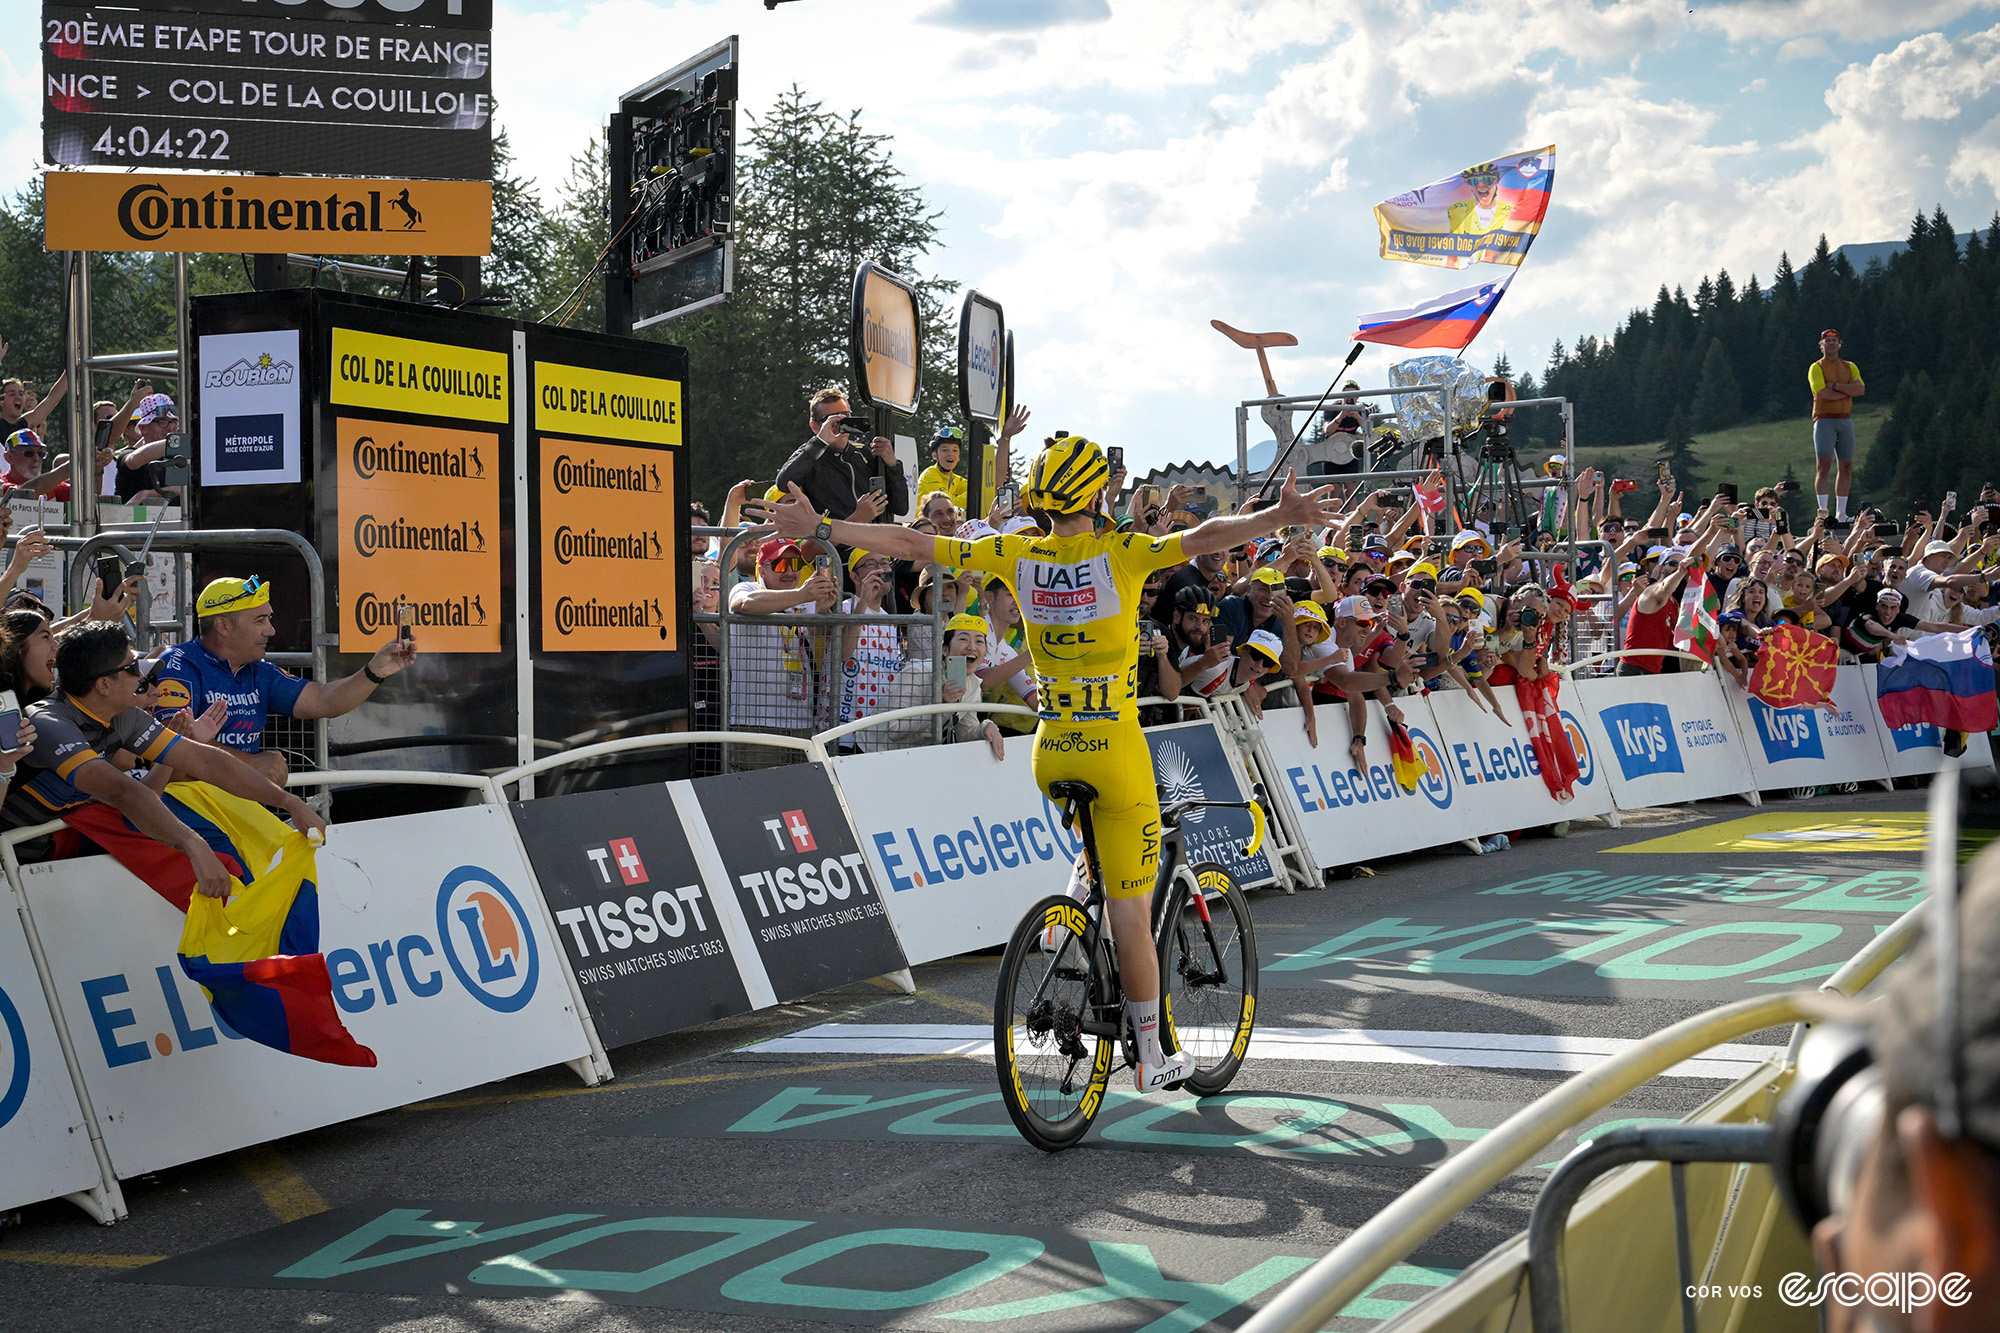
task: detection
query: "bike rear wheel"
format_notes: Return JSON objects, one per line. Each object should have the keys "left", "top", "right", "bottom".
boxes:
{"left": 994, "top": 895, "right": 1116, "bottom": 1152}
{"left": 1159, "top": 861, "right": 1258, "bottom": 1096}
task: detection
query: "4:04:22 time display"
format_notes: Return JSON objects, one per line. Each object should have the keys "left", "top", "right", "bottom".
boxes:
{"left": 89, "top": 126, "right": 230, "bottom": 160}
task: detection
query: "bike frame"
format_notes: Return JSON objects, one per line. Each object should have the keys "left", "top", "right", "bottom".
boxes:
{"left": 1052, "top": 790, "right": 1256, "bottom": 1054}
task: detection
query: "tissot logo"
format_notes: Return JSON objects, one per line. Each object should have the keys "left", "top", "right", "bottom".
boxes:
{"left": 768, "top": 810, "right": 817, "bottom": 854}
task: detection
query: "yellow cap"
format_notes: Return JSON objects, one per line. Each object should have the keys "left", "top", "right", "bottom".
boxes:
{"left": 1454, "top": 587, "right": 1486, "bottom": 611}
{"left": 1409, "top": 561, "right": 1440, "bottom": 581}
{"left": 945, "top": 613, "right": 988, "bottom": 638}
{"left": 1317, "top": 546, "right": 1348, "bottom": 562}
{"left": 764, "top": 485, "right": 786, "bottom": 502}
{"left": 846, "top": 547, "right": 879, "bottom": 572}
{"left": 196, "top": 576, "right": 269, "bottom": 617}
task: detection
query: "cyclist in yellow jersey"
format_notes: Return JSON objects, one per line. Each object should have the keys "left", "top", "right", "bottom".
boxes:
{"left": 772, "top": 433, "right": 1341, "bottom": 1090}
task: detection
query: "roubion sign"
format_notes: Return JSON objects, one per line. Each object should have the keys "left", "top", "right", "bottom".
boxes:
{"left": 511, "top": 784, "right": 752, "bottom": 1048}
{"left": 692, "top": 765, "right": 908, "bottom": 1002}
{"left": 197, "top": 328, "right": 301, "bottom": 486}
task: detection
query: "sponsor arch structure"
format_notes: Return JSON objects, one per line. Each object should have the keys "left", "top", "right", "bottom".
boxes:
{"left": 192, "top": 290, "right": 691, "bottom": 793}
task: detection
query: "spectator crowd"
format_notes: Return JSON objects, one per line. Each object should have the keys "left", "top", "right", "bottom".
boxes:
{"left": 689, "top": 384, "right": 2000, "bottom": 777}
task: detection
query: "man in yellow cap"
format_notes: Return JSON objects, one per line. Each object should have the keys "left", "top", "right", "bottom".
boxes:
{"left": 150, "top": 576, "right": 417, "bottom": 785}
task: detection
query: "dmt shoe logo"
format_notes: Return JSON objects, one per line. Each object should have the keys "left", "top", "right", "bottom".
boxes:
{"left": 0, "top": 982, "right": 30, "bottom": 1130}
{"left": 1601, "top": 701, "right": 1684, "bottom": 779}
{"left": 1750, "top": 699, "right": 1826, "bottom": 763}
{"left": 434, "top": 868, "right": 540, "bottom": 1014}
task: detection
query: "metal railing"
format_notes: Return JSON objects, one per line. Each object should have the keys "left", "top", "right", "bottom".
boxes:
{"left": 68, "top": 527, "right": 332, "bottom": 775}
{"left": 1239, "top": 890, "right": 1932, "bottom": 1333}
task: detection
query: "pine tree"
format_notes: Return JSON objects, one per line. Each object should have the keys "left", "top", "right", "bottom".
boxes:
{"left": 1689, "top": 339, "right": 1743, "bottom": 432}
{"left": 1656, "top": 406, "right": 1702, "bottom": 494}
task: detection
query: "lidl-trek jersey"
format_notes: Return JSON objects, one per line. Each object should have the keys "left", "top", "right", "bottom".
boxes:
{"left": 938, "top": 529, "right": 1189, "bottom": 898}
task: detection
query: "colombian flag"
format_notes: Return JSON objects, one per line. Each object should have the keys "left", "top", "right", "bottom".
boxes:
{"left": 63, "top": 784, "right": 376, "bottom": 1067}
{"left": 1388, "top": 717, "right": 1426, "bottom": 794}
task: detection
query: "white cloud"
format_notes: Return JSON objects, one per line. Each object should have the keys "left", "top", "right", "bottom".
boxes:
{"left": 1698, "top": 0, "right": 2000, "bottom": 44}
{"left": 1779, "top": 37, "right": 1836, "bottom": 62}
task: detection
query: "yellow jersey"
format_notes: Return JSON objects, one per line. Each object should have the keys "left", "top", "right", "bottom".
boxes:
{"left": 915, "top": 465, "right": 967, "bottom": 512}
{"left": 937, "top": 529, "right": 1187, "bottom": 726}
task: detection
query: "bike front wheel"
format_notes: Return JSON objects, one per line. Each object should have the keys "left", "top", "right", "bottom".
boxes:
{"left": 1159, "top": 861, "right": 1258, "bottom": 1096}
{"left": 993, "top": 895, "right": 1116, "bottom": 1152}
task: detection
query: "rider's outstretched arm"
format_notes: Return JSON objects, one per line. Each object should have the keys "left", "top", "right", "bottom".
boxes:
{"left": 1179, "top": 472, "right": 1341, "bottom": 558}
{"left": 769, "top": 484, "right": 937, "bottom": 561}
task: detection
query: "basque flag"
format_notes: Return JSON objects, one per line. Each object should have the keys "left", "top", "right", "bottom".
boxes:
{"left": 64, "top": 783, "right": 377, "bottom": 1068}
{"left": 1878, "top": 628, "right": 1999, "bottom": 734}
{"left": 1353, "top": 275, "right": 1513, "bottom": 352}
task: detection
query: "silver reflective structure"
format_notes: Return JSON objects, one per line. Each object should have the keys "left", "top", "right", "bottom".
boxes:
{"left": 1389, "top": 356, "right": 1489, "bottom": 440}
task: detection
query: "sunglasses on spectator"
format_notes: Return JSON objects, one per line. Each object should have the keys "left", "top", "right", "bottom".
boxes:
{"left": 769, "top": 557, "right": 803, "bottom": 573}
{"left": 11, "top": 446, "right": 44, "bottom": 458}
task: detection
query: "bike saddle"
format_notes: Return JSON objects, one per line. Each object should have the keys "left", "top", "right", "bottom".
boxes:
{"left": 1210, "top": 319, "right": 1298, "bottom": 351}
{"left": 1048, "top": 780, "right": 1099, "bottom": 805}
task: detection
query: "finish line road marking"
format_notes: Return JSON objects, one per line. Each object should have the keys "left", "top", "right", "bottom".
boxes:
{"left": 738, "top": 1023, "right": 1783, "bottom": 1079}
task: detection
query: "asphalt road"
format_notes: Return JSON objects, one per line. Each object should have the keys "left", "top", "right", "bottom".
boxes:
{"left": 0, "top": 788, "right": 1927, "bottom": 1333}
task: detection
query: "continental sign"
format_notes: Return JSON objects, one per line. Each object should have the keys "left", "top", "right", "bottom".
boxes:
{"left": 43, "top": 171, "right": 492, "bottom": 255}
{"left": 332, "top": 328, "right": 508, "bottom": 423}
{"left": 538, "top": 437, "right": 675, "bottom": 652}
{"left": 855, "top": 265, "right": 919, "bottom": 414}
{"left": 337, "top": 417, "right": 501, "bottom": 654}
{"left": 534, "top": 361, "right": 681, "bottom": 446}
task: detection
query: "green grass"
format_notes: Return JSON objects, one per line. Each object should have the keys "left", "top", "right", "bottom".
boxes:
{"left": 1577, "top": 402, "right": 1886, "bottom": 493}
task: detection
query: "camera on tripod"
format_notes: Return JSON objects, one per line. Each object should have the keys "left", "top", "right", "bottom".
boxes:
{"left": 1480, "top": 380, "right": 1516, "bottom": 462}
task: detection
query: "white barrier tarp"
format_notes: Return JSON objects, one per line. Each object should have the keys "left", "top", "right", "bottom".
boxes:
{"left": 1261, "top": 694, "right": 1487, "bottom": 864}
{"left": 20, "top": 805, "right": 592, "bottom": 1180}
{"left": 1861, "top": 663, "right": 1997, "bottom": 778}
{"left": 831, "top": 733, "right": 1079, "bottom": 966}
{"left": 1572, "top": 671, "right": 1757, "bottom": 810}
{"left": 1724, "top": 666, "right": 1892, "bottom": 790}
{"left": 0, "top": 901, "right": 106, "bottom": 1214}
{"left": 1426, "top": 685, "right": 1616, "bottom": 827}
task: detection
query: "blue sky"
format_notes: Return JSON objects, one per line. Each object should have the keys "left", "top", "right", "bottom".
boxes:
{"left": 14, "top": 1, "right": 2000, "bottom": 474}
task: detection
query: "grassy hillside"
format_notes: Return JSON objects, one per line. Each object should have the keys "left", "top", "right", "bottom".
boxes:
{"left": 1575, "top": 403, "right": 1886, "bottom": 498}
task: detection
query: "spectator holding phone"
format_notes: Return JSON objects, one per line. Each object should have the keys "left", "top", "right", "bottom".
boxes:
{"left": 829, "top": 549, "right": 907, "bottom": 750}
{"left": 776, "top": 387, "right": 907, "bottom": 525}
{"left": 150, "top": 576, "right": 417, "bottom": 786}
{"left": 939, "top": 613, "right": 1006, "bottom": 760}
{"left": 114, "top": 390, "right": 182, "bottom": 504}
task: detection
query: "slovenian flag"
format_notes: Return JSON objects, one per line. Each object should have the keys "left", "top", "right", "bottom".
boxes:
{"left": 1878, "top": 628, "right": 1999, "bottom": 734}
{"left": 64, "top": 783, "right": 377, "bottom": 1068}
{"left": 1353, "top": 276, "right": 1513, "bottom": 352}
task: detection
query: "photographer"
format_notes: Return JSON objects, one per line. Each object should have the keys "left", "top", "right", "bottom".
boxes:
{"left": 775, "top": 386, "right": 908, "bottom": 526}
{"left": 1793, "top": 832, "right": 2000, "bottom": 1333}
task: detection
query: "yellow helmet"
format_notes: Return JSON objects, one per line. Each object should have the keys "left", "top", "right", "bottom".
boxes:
{"left": 1024, "top": 433, "right": 1111, "bottom": 516}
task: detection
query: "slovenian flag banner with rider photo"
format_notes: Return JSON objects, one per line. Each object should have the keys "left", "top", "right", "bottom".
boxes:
{"left": 1877, "top": 628, "right": 1999, "bottom": 733}
{"left": 1374, "top": 146, "right": 1556, "bottom": 270}
{"left": 1673, "top": 564, "right": 1720, "bottom": 665}
{"left": 62, "top": 782, "right": 377, "bottom": 1068}
{"left": 1353, "top": 275, "right": 1514, "bottom": 352}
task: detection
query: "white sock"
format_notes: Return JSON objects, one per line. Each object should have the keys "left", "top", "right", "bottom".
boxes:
{"left": 1835, "top": 496, "right": 1849, "bottom": 520}
{"left": 1129, "top": 998, "right": 1164, "bottom": 1066}
{"left": 1066, "top": 857, "right": 1089, "bottom": 904}
{"left": 1816, "top": 494, "right": 1830, "bottom": 512}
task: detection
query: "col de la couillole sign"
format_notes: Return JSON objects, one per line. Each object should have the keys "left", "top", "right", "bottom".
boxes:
{"left": 44, "top": 170, "right": 492, "bottom": 255}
